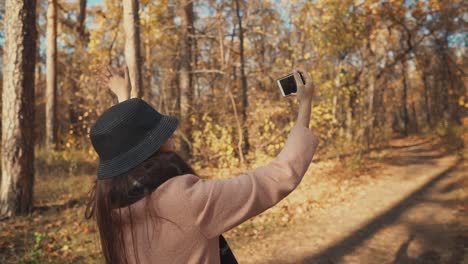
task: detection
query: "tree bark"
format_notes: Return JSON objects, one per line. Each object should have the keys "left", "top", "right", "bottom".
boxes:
{"left": 144, "top": 10, "right": 152, "bottom": 101}
{"left": 422, "top": 73, "right": 432, "bottom": 128}
{"left": 178, "top": 0, "right": 194, "bottom": 160}
{"left": 45, "top": 0, "right": 57, "bottom": 148}
{"left": 77, "top": 0, "right": 87, "bottom": 41}
{"left": 346, "top": 90, "right": 355, "bottom": 141}
{"left": 123, "top": 0, "right": 143, "bottom": 99}
{"left": 69, "top": 0, "right": 88, "bottom": 137}
{"left": 411, "top": 102, "right": 418, "bottom": 133}
{"left": 0, "top": 0, "right": 37, "bottom": 218}
{"left": 228, "top": 90, "right": 245, "bottom": 167}
{"left": 365, "top": 71, "right": 375, "bottom": 147}
{"left": 401, "top": 61, "right": 409, "bottom": 136}
{"left": 235, "top": 0, "right": 250, "bottom": 155}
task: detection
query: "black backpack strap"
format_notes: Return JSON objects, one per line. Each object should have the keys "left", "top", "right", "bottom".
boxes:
{"left": 219, "top": 235, "right": 238, "bottom": 264}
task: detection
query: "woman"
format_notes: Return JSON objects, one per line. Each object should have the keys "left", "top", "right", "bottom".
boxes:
{"left": 85, "top": 65, "right": 319, "bottom": 264}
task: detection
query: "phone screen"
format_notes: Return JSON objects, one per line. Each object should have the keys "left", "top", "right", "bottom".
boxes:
{"left": 279, "top": 74, "right": 297, "bottom": 96}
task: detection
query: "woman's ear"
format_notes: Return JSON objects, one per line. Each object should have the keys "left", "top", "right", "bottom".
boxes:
{"left": 159, "top": 138, "right": 172, "bottom": 152}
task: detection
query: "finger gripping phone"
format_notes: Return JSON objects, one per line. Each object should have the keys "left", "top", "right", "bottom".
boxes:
{"left": 276, "top": 71, "right": 306, "bottom": 97}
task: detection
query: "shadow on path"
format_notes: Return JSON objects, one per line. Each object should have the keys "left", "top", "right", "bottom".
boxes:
{"left": 392, "top": 232, "right": 466, "bottom": 264}
{"left": 301, "top": 159, "right": 462, "bottom": 264}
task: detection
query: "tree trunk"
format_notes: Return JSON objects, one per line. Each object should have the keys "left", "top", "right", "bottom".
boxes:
{"left": 346, "top": 89, "right": 357, "bottom": 141}
{"left": 422, "top": 73, "right": 432, "bottom": 128}
{"left": 375, "top": 76, "right": 386, "bottom": 130}
{"left": 235, "top": 0, "right": 250, "bottom": 155}
{"left": 69, "top": 0, "right": 88, "bottom": 137}
{"left": 401, "top": 61, "right": 409, "bottom": 136}
{"left": 228, "top": 90, "right": 245, "bottom": 167}
{"left": 332, "top": 94, "right": 338, "bottom": 124}
{"left": 0, "top": 0, "right": 37, "bottom": 218}
{"left": 45, "top": 0, "right": 57, "bottom": 148}
{"left": 411, "top": 102, "right": 418, "bottom": 133}
{"left": 144, "top": 9, "right": 152, "bottom": 101}
{"left": 123, "top": 0, "right": 143, "bottom": 99}
{"left": 178, "top": 0, "right": 194, "bottom": 160}
{"left": 365, "top": 71, "right": 375, "bottom": 147}
{"left": 441, "top": 51, "right": 460, "bottom": 124}
{"left": 77, "top": 0, "right": 87, "bottom": 41}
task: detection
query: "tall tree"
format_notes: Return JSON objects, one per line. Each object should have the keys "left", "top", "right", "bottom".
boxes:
{"left": 77, "top": 0, "right": 87, "bottom": 41}
{"left": 123, "top": 0, "right": 143, "bottom": 99}
{"left": 234, "top": 0, "right": 250, "bottom": 155}
{"left": 178, "top": 0, "right": 195, "bottom": 159}
{"left": 45, "top": 0, "right": 57, "bottom": 148}
{"left": 401, "top": 60, "right": 409, "bottom": 136}
{"left": 0, "top": 0, "right": 37, "bottom": 218}
{"left": 57, "top": 0, "right": 90, "bottom": 138}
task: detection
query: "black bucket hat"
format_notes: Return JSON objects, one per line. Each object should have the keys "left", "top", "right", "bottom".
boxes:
{"left": 90, "top": 98, "right": 179, "bottom": 180}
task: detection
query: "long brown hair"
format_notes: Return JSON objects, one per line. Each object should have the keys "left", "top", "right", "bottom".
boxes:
{"left": 85, "top": 150, "right": 198, "bottom": 264}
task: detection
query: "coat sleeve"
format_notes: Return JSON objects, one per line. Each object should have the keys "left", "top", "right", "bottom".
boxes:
{"left": 181, "top": 123, "right": 320, "bottom": 239}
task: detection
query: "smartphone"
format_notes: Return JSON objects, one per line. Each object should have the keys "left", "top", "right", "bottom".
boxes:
{"left": 276, "top": 71, "right": 306, "bottom": 97}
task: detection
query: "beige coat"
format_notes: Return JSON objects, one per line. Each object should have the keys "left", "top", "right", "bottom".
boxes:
{"left": 119, "top": 123, "right": 320, "bottom": 263}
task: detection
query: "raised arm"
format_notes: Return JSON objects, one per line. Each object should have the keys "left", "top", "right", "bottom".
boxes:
{"left": 177, "top": 69, "right": 319, "bottom": 239}
{"left": 181, "top": 124, "right": 318, "bottom": 239}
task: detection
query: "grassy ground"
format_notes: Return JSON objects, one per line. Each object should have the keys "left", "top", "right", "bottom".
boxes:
{"left": 0, "top": 135, "right": 465, "bottom": 264}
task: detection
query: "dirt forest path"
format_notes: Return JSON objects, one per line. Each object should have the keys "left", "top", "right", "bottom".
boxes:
{"left": 230, "top": 137, "right": 467, "bottom": 264}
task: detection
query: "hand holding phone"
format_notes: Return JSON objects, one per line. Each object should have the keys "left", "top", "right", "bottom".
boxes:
{"left": 276, "top": 71, "right": 305, "bottom": 97}
{"left": 276, "top": 69, "right": 313, "bottom": 103}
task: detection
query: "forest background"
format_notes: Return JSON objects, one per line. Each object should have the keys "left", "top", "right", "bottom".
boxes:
{"left": 0, "top": 0, "right": 466, "bottom": 263}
